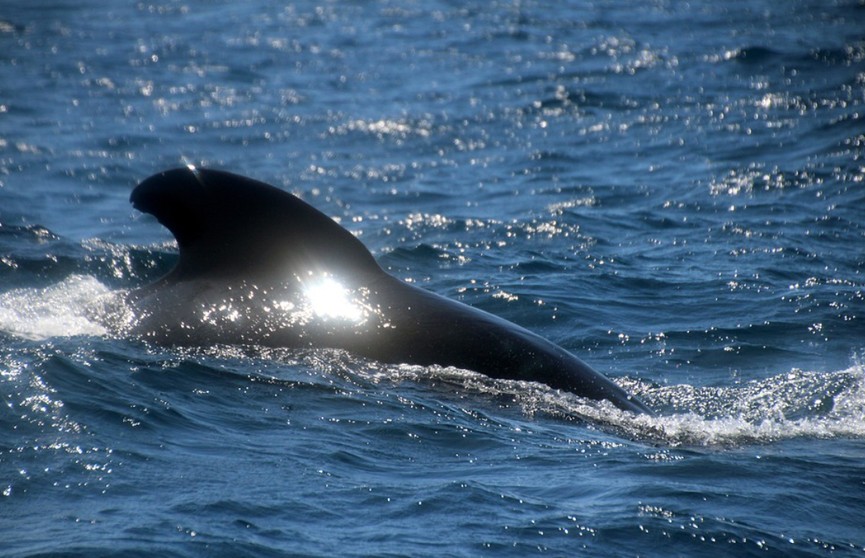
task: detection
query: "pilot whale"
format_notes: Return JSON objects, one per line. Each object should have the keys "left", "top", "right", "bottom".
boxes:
{"left": 126, "top": 167, "right": 651, "bottom": 415}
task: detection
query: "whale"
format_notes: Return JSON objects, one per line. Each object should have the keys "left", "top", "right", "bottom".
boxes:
{"left": 125, "top": 167, "right": 652, "bottom": 415}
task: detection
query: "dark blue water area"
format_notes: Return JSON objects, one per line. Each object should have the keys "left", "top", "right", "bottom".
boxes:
{"left": 2, "top": 0, "right": 865, "bottom": 556}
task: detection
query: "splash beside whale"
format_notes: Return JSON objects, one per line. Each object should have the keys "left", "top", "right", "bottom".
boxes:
{"left": 125, "top": 167, "right": 652, "bottom": 415}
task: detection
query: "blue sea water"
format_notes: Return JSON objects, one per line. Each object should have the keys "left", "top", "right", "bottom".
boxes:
{"left": 1, "top": 0, "right": 864, "bottom": 555}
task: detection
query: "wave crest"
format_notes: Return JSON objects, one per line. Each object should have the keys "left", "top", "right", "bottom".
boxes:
{"left": 0, "top": 274, "right": 118, "bottom": 340}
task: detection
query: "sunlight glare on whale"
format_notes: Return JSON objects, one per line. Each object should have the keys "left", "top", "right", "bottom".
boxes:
{"left": 126, "top": 167, "right": 653, "bottom": 414}
{"left": 302, "top": 274, "right": 366, "bottom": 323}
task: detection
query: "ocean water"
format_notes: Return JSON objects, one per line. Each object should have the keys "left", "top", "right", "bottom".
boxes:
{"left": 1, "top": 0, "right": 864, "bottom": 555}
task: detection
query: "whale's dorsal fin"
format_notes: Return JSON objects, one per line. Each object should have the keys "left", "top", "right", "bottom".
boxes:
{"left": 131, "top": 167, "right": 381, "bottom": 282}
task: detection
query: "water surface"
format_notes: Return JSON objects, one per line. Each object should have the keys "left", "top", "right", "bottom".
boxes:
{"left": 1, "top": 1, "right": 864, "bottom": 555}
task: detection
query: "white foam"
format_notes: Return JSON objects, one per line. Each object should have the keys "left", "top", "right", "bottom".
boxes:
{"left": 0, "top": 274, "right": 115, "bottom": 340}
{"left": 616, "top": 365, "right": 865, "bottom": 445}
{"left": 327, "top": 358, "right": 865, "bottom": 445}
{"left": 379, "top": 362, "right": 865, "bottom": 446}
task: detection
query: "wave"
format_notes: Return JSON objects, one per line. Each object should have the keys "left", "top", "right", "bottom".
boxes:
{"left": 2, "top": 275, "right": 863, "bottom": 448}
{"left": 0, "top": 274, "right": 115, "bottom": 340}
{"left": 400, "top": 362, "right": 865, "bottom": 447}
{"left": 171, "top": 345, "right": 865, "bottom": 448}
{"left": 622, "top": 366, "right": 865, "bottom": 446}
